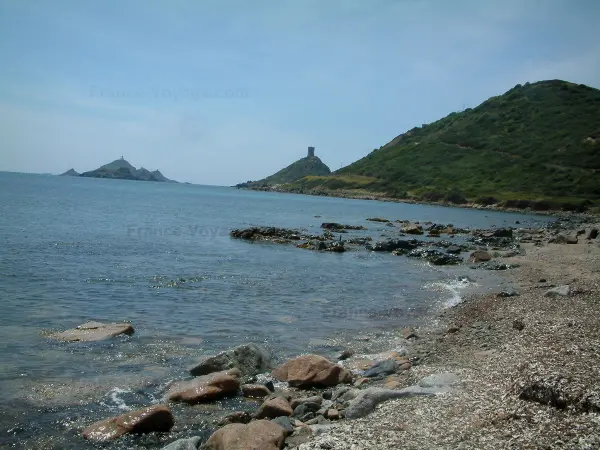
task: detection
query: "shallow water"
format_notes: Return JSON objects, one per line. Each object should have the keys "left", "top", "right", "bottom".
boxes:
{"left": 0, "top": 172, "right": 552, "bottom": 448}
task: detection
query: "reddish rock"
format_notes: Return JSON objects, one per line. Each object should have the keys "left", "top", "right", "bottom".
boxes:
{"left": 241, "top": 384, "right": 271, "bottom": 399}
{"left": 326, "top": 409, "right": 340, "bottom": 420}
{"left": 402, "top": 224, "right": 424, "bottom": 235}
{"left": 203, "top": 420, "right": 286, "bottom": 450}
{"left": 167, "top": 369, "right": 241, "bottom": 404}
{"left": 397, "top": 361, "right": 412, "bottom": 371}
{"left": 50, "top": 321, "right": 134, "bottom": 342}
{"left": 271, "top": 355, "right": 352, "bottom": 389}
{"left": 82, "top": 405, "right": 174, "bottom": 442}
{"left": 254, "top": 396, "right": 293, "bottom": 419}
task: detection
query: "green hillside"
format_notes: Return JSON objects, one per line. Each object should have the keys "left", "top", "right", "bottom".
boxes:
{"left": 287, "top": 80, "right": 600, "bottom": 209}
{"left": 237, "top": 155, "right": 331, "bottom": 187}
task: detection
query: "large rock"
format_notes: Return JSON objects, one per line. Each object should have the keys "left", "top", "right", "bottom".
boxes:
{"left": 345, "top": 387, "right": 437, "bottom": 419}
{"left": 49, "top": 321, "right": 134, "bottom": 342}
{"left": 254, "top": 397, "right": 293, "bottom": 419}
{"left": 401, "top": 223, "right": 424, "bottom": 235}
{"left": 271, "top": 354, "right": 352, "bottom": 389}
{"left": 469, "top": 250, "right": 492, "bottom": 263}
{"left": 202, "top": 420, "right": 286, "bottom": 450}
{"left": 241, "top": 384, "right": 271, "bottom": 398}
{"left": 82, "top": 405, "right": 174, "bottom": 442}
{"left": 167, "top": 369, "right": 241, "bottom": 404}
{"left": 190, "top": 344, "right": 271, "bottom": 377}
{"left": 162, "top": 437, "right": 202, "bottom": 450}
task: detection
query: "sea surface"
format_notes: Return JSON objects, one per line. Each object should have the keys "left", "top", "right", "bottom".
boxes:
{"left": 0, "top": 172, "right": 553, "bottom": 449}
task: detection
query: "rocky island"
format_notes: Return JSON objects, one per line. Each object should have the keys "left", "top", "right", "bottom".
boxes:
{"left": 61, "top": 157, "right": 176, "bottom": 182}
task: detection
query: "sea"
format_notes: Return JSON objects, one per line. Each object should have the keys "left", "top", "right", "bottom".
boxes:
{"left": 0, "top": 172, "right": 553, "bottom": 449}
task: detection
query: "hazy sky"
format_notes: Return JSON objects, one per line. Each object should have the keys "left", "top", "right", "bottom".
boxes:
{"left": 1, "top": 0, "right": 599, "bottom": 185}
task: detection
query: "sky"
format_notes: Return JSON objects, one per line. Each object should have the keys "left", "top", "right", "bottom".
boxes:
{"left": 1, "top": 0, "right": 599, "bottom": 185}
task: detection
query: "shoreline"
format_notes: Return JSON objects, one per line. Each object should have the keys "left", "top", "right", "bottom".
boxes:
{"left": 234, "top": 186, "right": 593, "bottom": 217}
{"left": 294, "top": 215, "right": 600, "bottom": 449}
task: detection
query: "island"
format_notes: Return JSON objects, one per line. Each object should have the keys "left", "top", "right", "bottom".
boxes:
{"left": 60, "top": 157, "right": 176, "bottom": 182}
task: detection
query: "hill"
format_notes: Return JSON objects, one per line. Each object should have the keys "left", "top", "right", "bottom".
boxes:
{"left": 60, "top": 169, "right": 79, "bottom": 176}
{"left": 70, "top": 158, "right": 176, "bottom": 182}
{"left": 285, "top": 80, "right": 600, "bottom": 210}
{"left": 236, "top": 147, "right": 331, "bottom": 188}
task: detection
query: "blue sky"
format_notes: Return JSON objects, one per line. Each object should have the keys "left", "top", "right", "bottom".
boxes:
{"left": 1, "top": 0, "right": 599, "bottom": 184}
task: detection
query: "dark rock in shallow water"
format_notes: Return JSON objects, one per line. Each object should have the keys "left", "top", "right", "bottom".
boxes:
{"left": 367, "top": 238, "right": 423, "bottom": 252}
{"left": 217, "top": 411, "right": 252, "bottom": 426}
{"left": 189, "top": 343, "right": 271, "bottom": 377}
{"left": 230, "top": 227, "right": 307, "bottom": 243}
{"left": 407, "top": 248, "right": 462, "bottom": 265}
{"left": 82, "top": 405, "right": 174, "bottom": 441}
{"left": 320, "top": 222, "right": 365, "bottom": 230}
{"left": 167, "top": 369, "right": 241, "bottom": 404}
{"left": 446, "top": 246, "right": 463, "bottom": 254}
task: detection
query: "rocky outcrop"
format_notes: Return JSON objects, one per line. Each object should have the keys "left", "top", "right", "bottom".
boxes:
{"left": 189, "top": 344, "right": 271, "bottom": 377}
{"left": 49, "top": 321, "right": 134, "bottom": 342}
{"left": 82, "top": 405, "right": 174, "bottom": 441}
{"left": 167, "top": 369, "right": 241, "bottom": 404}
{"left": 202, "top": 420, "right": 286, "bottom": 450}
{"left": 320, "top": 223, "right": 366, "bottom": 230}
{"left": 366, "top": 239, "right": 423, "bottom": 252}
{"left": 296, "top": 240, "right": 345, "bottom": 252}
{"left": 401, "top": 223, "right": 424, "bottom": 235}
{"left": 272, "top": 354, "right": 352, "bottom": 388}
{"left": 230, "top": 227, "right": 307, "bottom": 243}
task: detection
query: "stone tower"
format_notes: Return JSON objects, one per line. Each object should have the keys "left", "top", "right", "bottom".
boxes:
{"left": 307, "top": 146, "right": 315, "bottom": 157}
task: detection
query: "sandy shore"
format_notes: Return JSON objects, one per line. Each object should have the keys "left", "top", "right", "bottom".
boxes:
{"left": 298, "top": 218, "right": 600, "bottom": 449}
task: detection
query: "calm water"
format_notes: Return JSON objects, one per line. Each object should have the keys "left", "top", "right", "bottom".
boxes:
{"left": 0, "top": 172, "right": 551, "bottom": 448}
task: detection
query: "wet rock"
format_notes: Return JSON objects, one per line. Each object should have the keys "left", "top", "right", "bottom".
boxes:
{"left": 363, "top": 359, "right": 398, "bottom": 378}
{"left": 167, "top": 369, "right": 241, "bottom": 404}
{"left": 263, "top": 380, "right": 275, "bottom": 392}
{"left": 474, "top": 262, "right": 520, "bottom": 270}
{"left": 544, "top": 285, "right": 571, "bottom": 297}
{"left": 402, "top": 223, "right": 424, "bottom": 235}
{"left": 271, "top": 354, "right": 352, "bottom": 388}
{"left": 189, "top": 343, "right": 271, "bottom": 377}
{"left": 217, "top": 411, "right": 252, "bottom": 426}
{"left": 292, "top": 402, "right": 322, "bottom": 419}
{"left": 241, "top": 384, "right": 271, "bottom": 399}
{"left": 345, "top": 387, "right": 437, "bottom": 419}
{"left": 446, "top": 246, "right": 462, "bottom": 254}
{"left": 407, "top": 248, "right": 463, "bottom": 265}
{"left": 447, "top": 326, "right": 460, "bottom": 333}
{"left": 49, "top": 321, "right": 134, "bottom": 342}
{"left": 271, "top": 416, "right": 294, "bottom": 435}
{"left": 290, "top": 396, "right": 323, "bottom": 409}
{"left": 82, "top": 405, "right": 174, "bottom": 442}
{"left": 366, "top": 217, "right": 390, "bottom": 222}
{"left": 366, "top": 238, "right": 423, "bottom": 252}
{"left": 162, "top": 436, "right": 202, "bottom": 450}
{"left": 513, "top": 319, "right": 525, "bottom": 331}
{"left": 230, "top": 227, "right": 306, "bottom": 243}
{"left": 587, "top": 228, "right": 598, "bottom": 240}
{"left": 469, "top": 250, "right": 492, "bottom": 263}
{"left": 255, "top": 397, "right": 293, "bottom": 419}
{"left": 320, "top": 223, "right": 365, "bottom": 230}
{"left": 202, "top": 420, "right": 286, "bottom": 450}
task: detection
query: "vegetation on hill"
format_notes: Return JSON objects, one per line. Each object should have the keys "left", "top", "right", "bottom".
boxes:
{"left": 236, "top": 156, "right": 331, "bottom": 188}
{"left": 67, "top": 158, "right": 175, "bottom": 182}
{"left": 285, "top": 80, "right": 600, "bottom": 210}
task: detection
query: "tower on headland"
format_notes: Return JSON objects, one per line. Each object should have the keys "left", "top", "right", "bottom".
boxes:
{"left": 307, "top": 146, "right": 315, "bottom": 157}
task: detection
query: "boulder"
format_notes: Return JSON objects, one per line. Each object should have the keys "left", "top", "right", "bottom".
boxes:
{"left": 402, "top": 223, "right": 424, "bottom": 235}
{"left": 167, "top": 369, "right": 241, "bottom": 404}
{"left": 162, "top": 437, "right": 202, "bottom": 450}
{"left": 49, "top": 321, "right": 134, "bottom": 342}
{"left": 366, "top": 238, "right": 422, "bottom": 252}
{"left": 190, "top": 343, "right": 271, "bottom": 377}
{"left": 345, "top": 387, "right": 437, "bottom": 419}
{"left": 271, "top": 355, "right": 352, "bottom": 388}
{"left": 469, "top": 250, "right": 492, "bottom": 263}
{"left": 363, "top": 359, "right": 398, "bottom": 378}
{"left": 82, "top": 405, "right": 174, "bottom": 442}
{"left": 241, "top": 384, "right": 271, "bottom": 399}
{"left": 202, "top": 420, "right": 286, "bottom": 450}
{"left": 544, "top": 285, "right": 571, "bottom": 297}
{"left": 255, "top": 396, "right": 293, "bottom": 419}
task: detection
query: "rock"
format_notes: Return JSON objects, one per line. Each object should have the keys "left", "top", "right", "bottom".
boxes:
{"left": 363, "top": 359, "right": 398, "bottom": 378}
{"left": 587, "top": 228, "right": 598, "bottom": 240}
{"left": 544, "top": 285, "right": 571, "bottom": 297}
{"left": 497, "top": 290, "right": 519, "bottom": 298}
{"left": 418, "top": 373, "right": 460, "bottom": 388}
{"left": 402, "top": 327, "right": 418, "bottom": 339}
{"left": 407, "top": 248, "right": 462, "bottom": 265}
{"left": 397, "top": 361, "right": 412, "bottom": 371}
{"left": 354, "top": 377, "right": 369, "bottom": 387}
{"left": 270, "top": 416, "right": 294, "bottom": 435}
{"left": 402, "top": 223, "right": 424, "bottom": 235}
{"left": 290, "top": 396, "right": 323, "bottom": 409}
{"left": 202, "top": 420, "right": 286, "bottom": 450}
{"left": 255, "top": 397, "right": 293, "bottom": 419}
{"left": 492, "top": 228, "right": 513, "bottom": 238}
{"left": 189, "top": 343, "right": 271, "bottom": 377}
{"left": 162, "top": 437, "right": 202, "bottom": 450}
{"left": 230, "top": 227, "right": 306, "bottom": 243}
{"left": 167, "top": 369, "right": 241, "bottom": 404}
{"left": 320, "top": 223, "right": 365, "bottom": 231}
{"left": 337, "top": 349, "right": 354, "bottom": 361}
{"left": 271, "top": 354, "right": 352, "bottom": 388}
{"left": 366, "top": 238, "right": 423, "bottom": 252}
{"left": 82, "top": 405, "right": 174, "bottom": 442}
{"left": 217, "top": 411, "right": 252, "bottom": 426}
{"left": 292, "top": 402, "right": 321, "bottom": 418}
{"left": 285, "top": 426, "right": 313, "bottom": 448}
{"left": 469, "top": 250, "right": 492, "bottom": 263}
{"left": 446, "top": 246, "right": 462, "bottom": 254}
{"left": 475, "top": 262, "right": 520, "bottom": 270}
{"left": 447, "top": 326, "right": 460, "bottom": 333}
{"left": 549, "top": 234, "right": 578, "bottom": 244}
{"left": 305, "top": 415, "right": 330, "bottom": 425}
{"left": 345, "top": 387, "right": 437, "bottom": 419}
{"left": 263, "top": 380, "right": 275, "bottom": 392}
{"left": 49, "top": 321, "right": 134, "bottom": 342}
{"left": 241, "top": 384, "right": 271, "bottom": 398}
{"left": 513, "top": 319, "right": 525, "bottom": 331}
{"left": 366, "top": 217, "right": 390, "bottom": 222}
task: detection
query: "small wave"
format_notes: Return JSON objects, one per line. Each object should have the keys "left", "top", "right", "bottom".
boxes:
{"left": 100, "top": 387, "right": 133, "bottom": 412}
{"left": 426, "top": 276, "right": 477, "bottom": 308}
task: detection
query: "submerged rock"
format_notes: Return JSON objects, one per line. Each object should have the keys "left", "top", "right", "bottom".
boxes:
{"left": 189, "top": 343, "right": 271, "bottom": 377}
{"left": 49, "top": 321, "right": 134, "bottom": 342}
{"left": 320, "top": 222, "right": 366, "bottom": 230}
{"left": 203, "top": 420, "right": 286, "bottom": 450}
{"left": 82, "top": 405, "right": 174, "bottom": 442}
{"left": 167, "top": 369, "right": 241, "bottom": 404}
{"left": 271, "top": 354, "right": 352, "bottom": 389}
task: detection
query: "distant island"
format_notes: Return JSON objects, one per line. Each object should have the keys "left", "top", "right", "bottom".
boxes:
{"left": 60, "top": 157, "right": 176, "bottom": 183}
{"left": 235, "top": 146, "right": 331, "bottom": 189}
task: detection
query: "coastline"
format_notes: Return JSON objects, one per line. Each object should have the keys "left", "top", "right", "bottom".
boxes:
{"left": 234, "top": 186, "right": 592, "bottom": 217}
{"left": 295, "top": 216, "right": 600, "bottom": 449}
